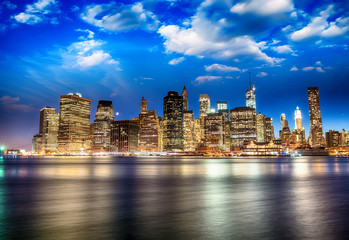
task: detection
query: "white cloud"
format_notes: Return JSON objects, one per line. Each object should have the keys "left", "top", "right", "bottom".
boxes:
{"left": 257, "top": 72, "right": 268, "bottom": 77}
{"left": 168, "top": 57, "right": 185, "bottom": 65}
{"left": 315, "top": 61, "right": 322, "bottom": 66}
{"left": 272, "top": 45, "right": 294, "bottom": 54}
{"left": 316, "top": 67, "right": 325, "bottom": 72}
{"left": 302, "top": 66, "right": 314, "bottom": 71}
{"left": 194, "top": 76, "right": 222, "bottom": 85}
{"left": 76, "top": 29, "right": 94, "bottom": 39}
{"left": 230, "top": 0, "right": 293, "bottom": 16}
{"left": 13, "top": 0, "right": 59, "bottom": 25}
{"left": 205, "top": 64, "right": 241, "bottom": 72}
{"left": 290, "top": 66, "right": 298, "bottom": 71}
{"left": 0, "top": 96, "right": 35, "bottom": 112}
{"left": 77, "top": 50, "right": 112, "bottom": 67}
{"left": 81, "top": 2, "right": 159, "bottom": 32}
{"left": 290, "top": 5, "right": 349, "bottom": 41}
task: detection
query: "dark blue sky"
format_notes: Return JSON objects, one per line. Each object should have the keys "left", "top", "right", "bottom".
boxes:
{"left": 0, "top": 0, "right": 348, "bottom": 150}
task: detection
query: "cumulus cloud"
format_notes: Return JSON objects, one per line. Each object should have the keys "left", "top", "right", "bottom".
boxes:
{"left": 13, "top": 0, "right": 59, "bottom": 25}
{"left": 0, "top": 96, "right": 35, "bottom": 112}
{"left": 168, "top": 57, "right": 185, "bottom": 65}
{"left": 205, "top": 64, "right": 241, "bottom": 72}
{"left": 230, "top": 0, "right": 293, "bottom": 16}
{"left": 63, "top": 30, "right": 120, "bottom": 69}
{"left": 81, "top": 2, "right": 159, "bottom": 32}
{"left": 315, "top": 61, "right": 322, "bottom": 65}
{"left": 272, "top": 45, "right": 295, "bottom": 54}
{"left": 257, "top": 72, "right": 268, "bottom": 77}
{"left": 158, "top": 0, "right": 285, "bottom": 64}
{"left": 290, "top": 5, "right": 349, "bottom": 41}
{"left": 194, "top": 76, "right": 222, "bottom": 85}
{"left": 316, "top": 67, "right": 325, "bottom": 72}
{"left": 290, "top": 66, "right": 298, "bottom": 71}
{"left": 302, "top": 66, "right": 314, "bottom": 71}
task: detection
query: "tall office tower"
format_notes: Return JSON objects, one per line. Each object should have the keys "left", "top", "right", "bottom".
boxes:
{"left": 40, "top": 107, "right": 59, "bottom": 153}
{"left": 340, "top": 129, "right": 349, "bottom": 146}
{"left": 158, "top": 116, "right": 164, "bottom": 151}
{"left": 224, "top": 119, "right": 231, "bottom": 152}
{"left": 163, "top": 91, "right": 183, "bottom": 151}
{"left": 93, "top": 100, "right": 114, "bottom": 152}
{"left": 308, "top": 87, "right": 324, "bottom": 147}
{"left": 199, "top": 94, "right": 210, "bottom": 118}
{"left": 265, "top": 117, "right": 275, "bottom": 142}
{"left": 58, "top": 93, "right": 91, "bottom": 153}
{"left": 294, "top": 106, "right": 303, "bottom": 130}
{"left": 279, "top": 113, "right": 291, "bottom": 139}
{"left": 139, "top": 109, "right": 161, "bottom": 152}
{"left": 32, "top": 134, "right": 42, "bottom": 153}
{"left": 111, "top": 120, "right": 139, "bottom": 152}
{"left": 204, "top": 113, "right": 225, "bottom": 151}
{"left": 230, "top": 107, "right": 256, "bottom": 148}
{"left": 140, "top": 96, "right": 147, "bottom": 114}
{"left": 292, "top": 106, "right": 306, "bottom": 146}
{"left": 280, "top": 113, "right": 288, "bottom": 129}
{"left": 256, "top": 113, "right": 266, "bottom": 142}
{"left": 193, "top": 118, "right": 202, "bottom": 145}
{"left": 246, "top": 73, "right": 256, "bottom": 110}
{"left": 325, "top": 130, "right": 340, "bottom": 147}
{"left": 183, "top": 111, "right": 195, "bottom": 152}
{"left": 217, "top": 101, "right": 229, "bottom": 121}
{"left": 182, "top": 85, "right": 188, "bottom": 111}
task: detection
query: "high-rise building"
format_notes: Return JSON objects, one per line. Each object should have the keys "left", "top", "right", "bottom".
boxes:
{"left": 32, "top": 134, "right": 42, "bottom": 153}
{"left": 194, "top": 118, "right": 202, "bottom": 144}
{"left": 204, "top": 113, "right": 225, "bottom": 151}
{"left": 246, "top": 88, "right": 256, "bottom": 110}
{"left": 340, "top": 129, "right": 349, "bottom": 146}
{"left": 139, "top": 109, "right": 161, "bottom": 152}
{"left": 265, "top": 117, "right": 274, "bottom": 142}
{"left": 199, "top": 94, "right": 210, "bottom": 118}
{"left": 111, "top": 120, "right": 139, "bottom": 152}
{"left": 230, "top": 107, "right": 256, "bottom": 148}
{"left": 182, "top": 85, "right": 188, "bottom": 111}
{"left": 308, "top": 87, "right": 324, "bottom": 147}
{"left": 183, "top": 110, "right": 195, "bottom": 152}
{"left": 58, "top": 93, "right": 91, "bottom": 153}
{"left": 292, "top": 106, "right": 306, "bottom": 146}
{"left": 163, "top": 91, "right": 183, "bottom": 151}
{"left": 325, "top": 130, "right": 340, "bottom": 147}
{"left": 39, "top": 107, "right": 59, "bottom": 153}
{"left": 280, "top": 113, "right": 288, "bottom": 130}
{"left": 93, "top": 100, "right": 114, "bottom": 152}
{"left": 256, "top": 113, "right": 266, "bottom": 142}
{"left": 217, "top": 101, "right": 229, "bottom": 121}
{"left": 140, "top": 96, "right": 147, "bottom": 114}
{"left": 279, "top": 113, "right": 291, "bottom": 139}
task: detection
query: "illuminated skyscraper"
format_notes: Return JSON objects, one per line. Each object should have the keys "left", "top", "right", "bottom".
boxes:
{"left": 230, "top": 107, "right": 256, "bottom": 148}
{"left": 292, "top": 106, "right": 305, "bottom": 146}
{"left": 246, "top": 73, "right": 256, "bottom": 110}
{"left": 140, "top": 96, "right": 147, "bottom": 114}
{"left": 163, "top": 91, "right": 183, "bottom": 151}
{"left": 256, "top": 113, "right": 266, "bottom": 142}
{"left": 93, "top": 100, "right": 114, "bottom": 152}
{"left": 280, "top": 113, "right": 288, "bottom": 130}
{"left": 217, "top": 101, "right": 229, "bottom": 121}
{"left": 58, "top": 93, "right": 91, "bottom": 153}
{"left": 308, "top": 87, "right": 324, "bottom": 147}
{"left": 265, "top": 117, "right": 274, "bottom": 142}
{"left": 183, "top": 110, "right": 195, "bottom": 152}
{"left": 199, "top": 94, "right": 210, "bottom": 118}
{"left": 294, "top": 106, "right": 303, "bottom": 130}
{"left": 181, "top": 85, "right": 188, "bottom": 111}
{"left": 204, "top": 113, "right": 224, "bottom": 151}
{"left": 111, "top": 120, "right": 139, "bottom": 152}
{"left": 40, "top": 107, "right": 59, "bottom": 153}
{"left": 139, "top": 108, "right": 161, "bottom": 152}
{"left": 325, "top": 130, "right": 340, "bottom": 147}
{"left": 340, "top": 129, "right": 349, "bottom": 146}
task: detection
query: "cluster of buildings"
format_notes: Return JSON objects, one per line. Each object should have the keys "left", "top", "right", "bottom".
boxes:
{"left": 31, "top": 82, "right": 349, "bottom": 156}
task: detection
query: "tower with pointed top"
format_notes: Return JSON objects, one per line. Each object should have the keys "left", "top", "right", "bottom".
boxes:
{"left": 292, "top": 106, "right": 306, "bottom": 146}
{"left": 141, "top": 96, "right": 147, "bottom": 114}
{"left": 181, "top": 85, "right": 188, "bottom": 111}
{"left": 294, "top": 106, "right": 303, "bottom": 130}
{"left": 246, "top": 72, "right": 256, "bottom": 110}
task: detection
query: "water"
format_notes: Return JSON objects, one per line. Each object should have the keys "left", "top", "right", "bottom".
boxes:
{"left": 0, "top": 156, "right": 349, "bottom": 239}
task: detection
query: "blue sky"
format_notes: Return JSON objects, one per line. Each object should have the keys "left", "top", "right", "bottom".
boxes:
{"left": 0, "top": 0, "right": 348, "bottom": 150}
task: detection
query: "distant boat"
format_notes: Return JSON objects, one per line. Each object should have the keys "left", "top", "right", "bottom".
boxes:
{"left": 290, "top": 152, "right": 302, "bottom": 157}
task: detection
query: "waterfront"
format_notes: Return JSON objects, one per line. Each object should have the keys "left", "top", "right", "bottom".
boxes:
{"left": 1, "top": 156, "right": 349, "bottom": 239}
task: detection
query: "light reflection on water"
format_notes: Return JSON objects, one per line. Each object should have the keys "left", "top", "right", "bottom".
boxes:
{"left": 0, "top": 156, "right": 349, "bottom": 239}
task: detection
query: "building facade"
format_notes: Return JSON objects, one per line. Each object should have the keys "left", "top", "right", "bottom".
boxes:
{"left": 181, "top": 85, "right": 188, "bottom": 111}
{"left": 58, "top": 93, "right": 91, "bottom": 153}
{"left": 265, "top": 117, "right": 275, "bottom": 142}
{"left": 256, "top": 113, "right": 266, "bottom": 142}
{"left": 93, "top": 100, "right": 114, "bottom": 152}
{"left": 308, "top": 87, "right": 324, "bottom": 147}
{"left": 325, "top": 130, "right": 340, "bottom": 147}
{"left": 139, "top": 109, "right": 161, "bottom": 152}
{"left": 111, "top": 120, "right": 139, "bottom": 152}
{"left": 199, "top": 94, "right": 210, "bottom": 118}
{"left": 230, "top": 107, "right": 257, "bottom": 148}
{"left": 183, "top": 110, "right": 195, "bottom": 152}
{"left": 204, "top": 113, "right": 225, "bottom": 151}
{"left": 39, "top": 107, "right": 59, "bottom": 153}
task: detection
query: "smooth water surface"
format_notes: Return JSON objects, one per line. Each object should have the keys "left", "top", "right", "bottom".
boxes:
{"left": 1, "top": 156, "right": 349, "bottom": 239}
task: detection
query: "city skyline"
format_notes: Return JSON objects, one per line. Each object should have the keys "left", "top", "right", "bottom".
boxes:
{"left": 0, "top": 0, "right": 348, "bottom": 150}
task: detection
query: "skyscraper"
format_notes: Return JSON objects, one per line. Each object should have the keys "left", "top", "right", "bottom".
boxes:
{"left": 182, "top": 85, "right": 188, "bottom": 111}
{"left": 140, "top": 96, "right": 147, "bottom": 114}
{"left": 199, "top": 94, "right": 210, "bottom": 118}
{"left": 93, "top": 100, "right": 114, "bottom": 152}
{"left": 265, "top": 117, "right": 274, "bottom": 142}
{"left": 230, "top": 107, "right": 256, "bottom": 148}
{"left": 58, "top": 93, "right": 91, "bottom": 153}
{"left": 256, "top": 113, "right": 266, "bottom": 142}
{"left": 139, "top": 109, "right": 161, "bottom": 152}
{"left": 163, "top": 91, "right": 183, "bottom": 151}
{"left": 40, "top": 107, "right": 59, "bottom": 153}
{"left": 292, "top": 106, "right": 305, "bottom": 146}
{"left": 111, "top": 120, "right": 139, "bottom": 152}
{"left": 183, "top": 110, "right": 195, "bottom": 152}
{"left": 308, "top": 87, "right": 324, "bottom": 147}
{"left": 325, "top": 130, "right": 340, "bottom": 147}
{"left": 294, "top": 106, "right": 303, "bottom": 130}
{"left": 246, "top": 73, "right": 256, "bottom": 110}
{"left": 204, "top": 113, "right": 225, "bottom": 151}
